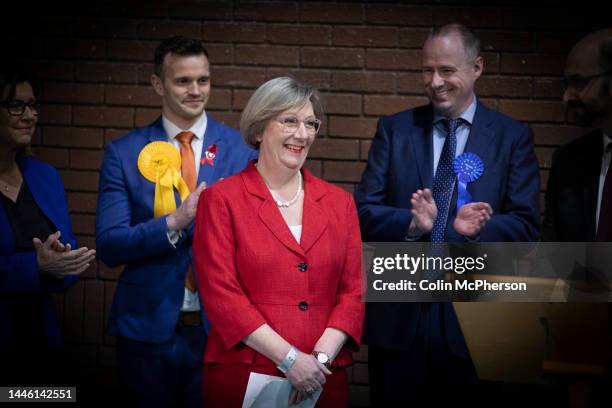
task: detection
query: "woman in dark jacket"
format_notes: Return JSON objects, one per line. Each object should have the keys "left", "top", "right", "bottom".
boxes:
{"left": 0, "top": 70, "right": 96, "bottom": 386}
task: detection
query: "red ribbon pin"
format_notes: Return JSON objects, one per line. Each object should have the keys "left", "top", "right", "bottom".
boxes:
{"left": 201, "top": 144, "right": 217, "bottom": 167}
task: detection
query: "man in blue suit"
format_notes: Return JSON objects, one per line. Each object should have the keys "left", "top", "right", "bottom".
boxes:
{"left": 96, "top": 37, "right": 256, "bottom": 407}
{"left": 355, "top": 24, "right": 540, "bottom": 406}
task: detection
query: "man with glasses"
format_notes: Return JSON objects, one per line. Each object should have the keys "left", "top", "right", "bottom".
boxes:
{"left": 544, "top": 29, "right": 612, "bottom": 242}
{"left": 355, "top": 23, "right": 540, "bottom": 406}
{"left": 542, "top": 30, "right": 612, "bottom": 407}
{"left": 96, "top": 36, "right": 256, "bottom": 407}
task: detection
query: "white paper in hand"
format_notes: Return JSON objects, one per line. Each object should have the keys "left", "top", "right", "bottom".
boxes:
{"left": 242, "top": 372, "right": 322, "bottom": 408}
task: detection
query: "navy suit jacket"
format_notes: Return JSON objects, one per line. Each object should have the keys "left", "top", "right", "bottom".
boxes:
{"left": 97, "top": 114, "right": 256, "bottom": 343}
{"left": 0, "top": 157, "right": 77, "bottom": 349}
{"left": 355, "top": 102, "right": 540, "bottom": 356}
{"left": 543, "top": 129, "right": 602, "bottom": 242}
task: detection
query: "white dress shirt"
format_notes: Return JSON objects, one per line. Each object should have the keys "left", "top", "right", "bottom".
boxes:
{"left": 432, "top": 95, "right": 477, "bottom": 176}
{"left": 163, "top": 113, "right": 208, "bottom": 179}
{"left": 596, "top": 133, "right": 612, "bottom": 231}
{"left": 162, "top": 112, "right": 208, "bottom": 312}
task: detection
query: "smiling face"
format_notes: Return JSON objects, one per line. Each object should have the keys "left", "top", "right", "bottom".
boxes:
{"left": 422, "top": 32, "right": 483, "bottom": 119}
{"left": 257, "top": 101, "right": 316, "bottom": 172}
{"left": 151, "top": 53, "right": 210, "bottom": 128}
{"left": 0, "top": 81, "right": 37, "bottom": 151}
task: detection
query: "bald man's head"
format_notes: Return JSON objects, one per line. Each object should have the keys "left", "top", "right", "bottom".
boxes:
{"left": 564, "top": 30, "right": 612, "bottom": 131}
{"left": 568, "top": 30, "right": 612, "bottom": 72}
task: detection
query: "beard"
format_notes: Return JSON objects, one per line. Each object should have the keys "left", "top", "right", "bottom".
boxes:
{"left": 567, "top": 102, "right": 598, "bottom": 127}
{"left": 567, "top": 82, "right": 612, "bottom": 127}
{"left": 567, "top": 98, "right": 611, "bottom": 127}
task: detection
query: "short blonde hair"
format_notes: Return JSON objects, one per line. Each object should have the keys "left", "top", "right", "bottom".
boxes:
{"left": 240, "top": 77, "right": 323, "bottom": 148}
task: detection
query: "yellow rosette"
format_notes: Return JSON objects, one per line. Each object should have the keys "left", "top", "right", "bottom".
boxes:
{"left": 137, "top": 142, "right": 191, "bottom": 217}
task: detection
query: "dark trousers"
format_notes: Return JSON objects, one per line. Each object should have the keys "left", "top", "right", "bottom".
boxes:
{"left": 116, "top": 325, "right": 206, "bottom": 408}
{"left": 368, "top": 303, "right": 480, "bottom": 408}
{"left": 0, "top": 346, "right": 73, "bottom": 387}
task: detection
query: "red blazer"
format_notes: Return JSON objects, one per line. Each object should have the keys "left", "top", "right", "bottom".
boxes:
{"left": 193, "top": 161, "right": 364, "bottom": 367}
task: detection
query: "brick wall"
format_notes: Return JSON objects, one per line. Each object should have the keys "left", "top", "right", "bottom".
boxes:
{"left": 3, "top": 1, "right": 608, "bottom": 405}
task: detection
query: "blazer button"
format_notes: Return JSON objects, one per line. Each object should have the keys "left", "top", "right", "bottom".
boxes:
{"left": 298, "top": 301, "right": 309, "bottom": 311}
{"left": 297, "top": 262, "right": 308, "bottom": 272}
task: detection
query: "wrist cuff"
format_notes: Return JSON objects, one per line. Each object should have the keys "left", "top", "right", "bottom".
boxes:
{"left": 277, "top": 346, "right": 298, "bottom": 373}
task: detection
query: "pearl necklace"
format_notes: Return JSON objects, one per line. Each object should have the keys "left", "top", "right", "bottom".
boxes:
{"left": 270, "top": 170, "right": 302, "bottom": 207}
{"left": 256, "top": 164, "right": 303, "bottom": 208}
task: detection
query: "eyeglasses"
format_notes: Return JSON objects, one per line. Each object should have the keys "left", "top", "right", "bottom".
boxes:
{"left": 276, "top": 116, "right": 322, "bottom": 135}
{"left": 0, "top": 100, "right": 41, "bottom": 116}
{"left": 561, "top": 70, "right": 612, "bottom": 92}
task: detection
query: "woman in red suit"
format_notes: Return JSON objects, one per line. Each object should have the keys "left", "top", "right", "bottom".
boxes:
{"left": 193, "top": 77, "right": 364, "bottom": 407}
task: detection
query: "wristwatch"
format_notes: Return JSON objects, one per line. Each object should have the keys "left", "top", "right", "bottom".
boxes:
{"left": 312, "top": 351, "right": 332, "bottom": 369}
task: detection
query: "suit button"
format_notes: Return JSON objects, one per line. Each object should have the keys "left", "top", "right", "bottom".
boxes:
{"left": 298, "top": 301, "right": 308, "bottom": 311}
{"left": 297, "top": 262, "right": 308, "bottom": 272}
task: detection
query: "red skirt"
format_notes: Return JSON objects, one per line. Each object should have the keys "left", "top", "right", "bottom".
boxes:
{"left": 203, "top": 363, "right": 348, "bottom": 407}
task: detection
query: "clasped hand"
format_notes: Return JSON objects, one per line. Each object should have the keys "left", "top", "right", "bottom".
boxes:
{"left": 286, "top": 350, "right": 331, "bottom": 405}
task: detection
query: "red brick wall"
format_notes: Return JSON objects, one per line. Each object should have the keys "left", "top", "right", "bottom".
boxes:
{"left": 4, "top": 1, "right": 607, "bottom": 404}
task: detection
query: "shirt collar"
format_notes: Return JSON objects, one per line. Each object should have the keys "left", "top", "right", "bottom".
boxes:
{"left": 162, "top": 112, "right": 207, "bottom": 141}
{"left": 433, "top": 94, "right": 477, "bottom": 126}
{"left": 603, "top": 132, "right": 612, "bottom": 154}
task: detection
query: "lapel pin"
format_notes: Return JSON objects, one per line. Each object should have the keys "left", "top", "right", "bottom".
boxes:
{"left": 201, "top": 144, "right": 217, "bottom": 167}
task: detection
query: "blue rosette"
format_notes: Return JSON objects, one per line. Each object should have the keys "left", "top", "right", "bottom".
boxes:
{"left": 453, "top": 152, "right": 484, "bottom": 208}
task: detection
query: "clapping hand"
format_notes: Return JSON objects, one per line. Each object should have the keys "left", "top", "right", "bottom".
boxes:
{"left": 453, "top": 202, "right": 493, "bottom": 238}
{"left": 410, "top": 188, "right": 437, "bottom": 234}
{"left": 33, "top": 231, "right": 96, "bottom": 279}
{"left": 166, "top": 182, "right": 206, "bottom": 231}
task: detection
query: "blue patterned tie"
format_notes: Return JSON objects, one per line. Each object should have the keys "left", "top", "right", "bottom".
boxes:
{"left": 425, "top": 120, "right": 460, "bottom": 305}
{"left": 430, "top": 118, "right": 460, "bottom": 242}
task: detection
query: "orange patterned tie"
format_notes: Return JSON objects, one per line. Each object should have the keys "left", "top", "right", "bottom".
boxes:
{"left": 176, "top": 131, "right": 197, "bottom": 192}
{"left": 176, "top": 131, "right": 197, "bottom": 292}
